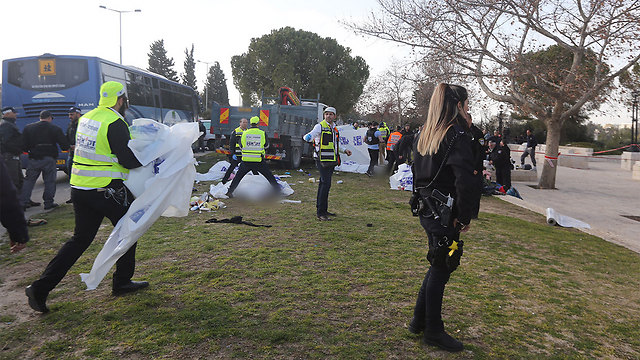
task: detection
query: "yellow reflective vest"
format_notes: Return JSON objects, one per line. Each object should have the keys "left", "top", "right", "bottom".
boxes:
{"left": 241, "top": 127, "right": 266, "bottom": 162}
{"left": 233, "top": 126, "right": 245, "bottom": 156}
{"left": 70, "top": 107, "right": 130, "bottom": 188}
{"left": 319, "top": 120, "right": 340, "bottom": 165}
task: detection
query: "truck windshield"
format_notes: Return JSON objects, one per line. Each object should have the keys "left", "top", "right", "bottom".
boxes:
{"left": 7, "top": 58, "right": 89, "bottom": 91}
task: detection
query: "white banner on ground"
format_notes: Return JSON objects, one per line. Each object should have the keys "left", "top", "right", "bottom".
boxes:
{"left": 546, "top": 208, "right": 591, "bottom": 229}
{"left": 195, "top": 160, "right": 232, "bottom": 182}
{"left": 80, "top": 119, "right": 199, "bottom": 290}
{"left": 389, "top": 163, "right": 413, "bottom": 191}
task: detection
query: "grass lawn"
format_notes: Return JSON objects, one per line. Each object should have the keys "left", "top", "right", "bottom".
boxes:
{"left": 1, "top": 152, "right": 639, "bottom": 359}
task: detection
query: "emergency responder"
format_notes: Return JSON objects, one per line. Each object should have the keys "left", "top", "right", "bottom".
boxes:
{"left": 386, "top": 126, "right": 403, "bottom": 174}
{"left": 395, "top": 125, "right": 415, "bottom": 166}
{"left": 1, "top": 156, "right": 29, "bottom": 253}
{"left": 408, "top": 83, "right": 479, "bottom": 352}
{"left": 378, "top": 121, "right": 390, "bottom": 165}
{"left": 221, "top": 117, "right": 249, "bottom": 184}
{"left": 25, "top": 81, "right": 147, "bottom": 313}
{"left": 364, "top": 122, "right": 381, "bottom": 176}
{"left": 0, "top": 107, "right": 26, "bottom": 195}
{"left": 66, "top": 106, "right": 82, "bottom": 203}
{"left": 303, "top": 106, "right": 352, "bottom": 221}
{"left": 20, "top": 110, "right": 69, "bottom": 210}
{"left": 225, "top": 116, "right": 281, "bottom": 198}
{"left": 489, "top": 139, "right": 512, "bottom": 190}
{"left": 467, "top": 115, "right": 485, "bottom": 219}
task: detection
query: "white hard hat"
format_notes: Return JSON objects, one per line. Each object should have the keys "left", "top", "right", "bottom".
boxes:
{"left": 324, "top": 106, "right": 336, "bottom": 114}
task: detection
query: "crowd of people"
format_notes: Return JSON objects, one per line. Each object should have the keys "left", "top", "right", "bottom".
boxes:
{"left": 1, "top": 78, "right": 541, "bottom": 353}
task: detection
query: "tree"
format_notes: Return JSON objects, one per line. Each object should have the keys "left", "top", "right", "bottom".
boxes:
{"left": 352, "top": 0, "right": 640, "bottom": 188}
{"left": 204, "top": 61, "right": 229, "bottom": 111}
{"left": 147, "top": 39, "right": 178, "bottom": 82}
{"left": 231, "top": 27, "right": 369, "bottom": 113}
{"left": 182, "top": 44, "right": 197, "bottom": 91}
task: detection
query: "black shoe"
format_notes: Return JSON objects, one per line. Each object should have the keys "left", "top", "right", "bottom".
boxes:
{"left": 324, "top": 212, "right": 336, "bottom": 217}
{"left": 44, "top": 203, "right": 59, "bottom": 210}
{"left": 408, "top": 318, "right": 423, "bottom": 334}
{"left": 112, "top": 281, "right": 149, "bottom": 296}
{"left": 25, "top": 285, "right": 49, "bottom": 313}
{"left": 28, "top": 200, "right": 41, "bottom": 207}
{"left": 317, "top": 215, "right": 331, "bottom": 221}
{"left": 225, "top": 191, "right": 234, "bottom": 198}
{"left": 65, "top": 199, "right": 73, "bottom": 204}
{"left": 366, "top": 171, "right": 373, "bottom": 177}
{"left": 423, "top": 330, "right": 463, "bottom": 352}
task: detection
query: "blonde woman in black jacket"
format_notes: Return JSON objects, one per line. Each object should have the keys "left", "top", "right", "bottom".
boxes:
{"left": 408, "top": 83, "right": 479, "bottom": 352}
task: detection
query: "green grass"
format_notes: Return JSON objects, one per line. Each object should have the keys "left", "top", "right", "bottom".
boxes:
{"left": 1, "top": 152, "right": 639, "bottom": 359}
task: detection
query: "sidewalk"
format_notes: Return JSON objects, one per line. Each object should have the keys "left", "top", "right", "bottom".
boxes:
{"left": 500, "top": 159, "right": 640, "bottom": 254}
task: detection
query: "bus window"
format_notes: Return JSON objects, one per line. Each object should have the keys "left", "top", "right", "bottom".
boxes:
{"left": 7, "top": 58, "right": 89, "bottom": 91}
{"left": 101, "top": 62, "right": 125, "bottom": 80}
{"left": 152, "top": 78, "right": 159, "bottom": 89}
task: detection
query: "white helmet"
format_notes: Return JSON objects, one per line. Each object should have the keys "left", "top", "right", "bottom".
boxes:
{"left": 323, "top": 106, "right": 336, "bottom": 114}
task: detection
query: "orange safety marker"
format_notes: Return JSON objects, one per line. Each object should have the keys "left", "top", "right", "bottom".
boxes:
{"left": 259, "top": 109, "right": 269, "bottom": 126}
{"left": 219, "top": 108, "right": 229, "bottom": 124}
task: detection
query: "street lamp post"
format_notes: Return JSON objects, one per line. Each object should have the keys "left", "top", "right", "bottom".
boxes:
{"left": 99, "top": 5, "right": 141, "bottom": 64}
{"left": 197, "top": 60, "right": 214, "bottom": 112}
{"left": 632, "top": 91, "right": 640, "bottom": 152}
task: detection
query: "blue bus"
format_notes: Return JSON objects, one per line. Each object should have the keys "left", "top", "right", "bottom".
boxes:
{"left": 2, "top": 53, "right": 199, "bottom": 171}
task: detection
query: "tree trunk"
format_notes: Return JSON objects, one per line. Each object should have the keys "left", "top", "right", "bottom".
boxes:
{"left": 538, "top": 118, "right": 562, "bottom": 189}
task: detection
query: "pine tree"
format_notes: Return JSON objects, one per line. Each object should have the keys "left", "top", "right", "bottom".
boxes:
{"left": 182, "top": 44, "right": 197, "bottom": 90}
{"left": 203, "top": 61, "right": 229, "bottom": 110}
{"left": 147, "top": 39, "right": 178, "bottom": 81}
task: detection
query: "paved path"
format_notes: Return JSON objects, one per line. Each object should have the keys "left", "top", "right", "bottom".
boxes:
{"left": 500, "top": 159, "right": 640, "bottom": 254}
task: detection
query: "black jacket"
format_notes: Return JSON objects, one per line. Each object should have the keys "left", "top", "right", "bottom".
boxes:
{"left": 0, "top": 118, "right": 23, "bottom": 155}
{"left": 413, "top": 122, "right": 478, "bottom": 225}
{"left": 489, "top": 144, "right": 511, "bottom": 168}
{"left": 526, "top": 134, "right": 537, "bottom": 148}
{"left": 395, "top": 131, "right": 414, "bottom": 160}
{"left": 22, "top": 121, "right": 69, "bottom": 159}
{"left": 67, "top": 119, "right": 79, "bottom": 147}
{"left": 469, "top": 124, "right": 485, "bottom": 174}
{"left": 0, "top": 157, "right": 29, "bottom": 244}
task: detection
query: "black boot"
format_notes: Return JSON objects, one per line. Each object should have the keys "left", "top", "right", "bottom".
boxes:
{"left": 25, "top": 285, "right": 49, "bottom": 313}
{"left": 408, "top": 317, "right": 424, "bottom": 334}
{"left": 423, "top": 330, "right": 463, "bottom": 352}
{"left": 112, "top": 281, "right": 149, "bottom": 296}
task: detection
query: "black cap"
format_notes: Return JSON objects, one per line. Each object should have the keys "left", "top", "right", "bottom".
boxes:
{"left": 39, "top": 110, "right": 52, "bottom": 119}
{"left": 68, "top": 106, "right": 82, "bottom": 114}
{"left": 1, "top": 106, "right": 17, "bottom": 115}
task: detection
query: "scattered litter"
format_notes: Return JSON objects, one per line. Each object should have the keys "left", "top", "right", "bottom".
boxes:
{"left": 546, "top": 208, "right": 591, "bottom": 228}
{"left": 367, "top": 223, "right": 373, "bottom": 227}
{"left": 280, "top": 199, "right": 301, "bottom": 204}
{"left": 336, "top": 180, "right": 344, "bottom": 184}
{"left": 284, "top": 172, "right": 291, "bottom": 175}
{"left": 298, "top": 181, "right": 304, "bottom": 184}
{"left": 277, "top": 174, "right": 292, "bottom": 178}
{"left": 309, "top": 178, "right": 316, "bottom": 183}
{"left": 190, "top": 192, "right": 226, "bottom": 211}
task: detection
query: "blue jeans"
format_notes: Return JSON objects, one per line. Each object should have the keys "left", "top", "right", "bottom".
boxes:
{"left": 315, "top": 159, "right": 334, "bottom": 216}
{"left": 20, "top": 157, "right": 57, "bottom": 207}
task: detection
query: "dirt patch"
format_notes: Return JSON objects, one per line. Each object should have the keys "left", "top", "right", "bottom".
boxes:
{"left": 0, "top": 261, "right": 47, "bottom": 328}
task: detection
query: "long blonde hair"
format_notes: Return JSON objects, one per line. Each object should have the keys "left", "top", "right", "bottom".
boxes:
{"left": 416, "top": 83, "right": 466, "bottom": 156}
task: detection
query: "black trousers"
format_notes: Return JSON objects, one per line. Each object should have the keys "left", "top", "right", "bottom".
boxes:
{"left": 227, "top": 161, "right": 280, "bottom": 194}
{"left": 31, "top": 184, "right": 138, "bottom": 295}
{"left": 221, "top": 157, "right": 241, "bottom": 183}
{"left": 367, "top": 148, "right": 379, "bottom": 174}
{"left": 386, "top": 150, "right": 397, "bottom": 174}
{"left": 412, "top": 215, "right": 460, "bottom": 333}
{"left": 315, "top": 159, "right": 335, "bottom": 216}
{"left": 495, "top": 166, "right": 511, "bottom": 190}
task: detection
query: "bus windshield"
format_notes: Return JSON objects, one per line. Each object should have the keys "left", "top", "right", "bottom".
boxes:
{"left": 7, "top": 58, "right": 89, "bottom": 91}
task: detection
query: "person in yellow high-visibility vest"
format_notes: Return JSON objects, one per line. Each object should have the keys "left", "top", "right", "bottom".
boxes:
{"left": 225, "top": 116, "right": 280, "bottom": 198}
{"left": 221, "top": 117, "right": 249, "bottom": 184}
{"left": 26, "top": 81, "right": 147, "bottom": 313}
{"left": 303, "top": 106, "right": 352, "bottom": 221}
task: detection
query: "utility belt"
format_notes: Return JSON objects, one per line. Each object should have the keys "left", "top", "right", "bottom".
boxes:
{"left": 410, "top": 187, "right": 454, "bottom": 227}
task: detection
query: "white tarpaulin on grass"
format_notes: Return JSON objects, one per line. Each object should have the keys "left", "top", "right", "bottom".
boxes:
{"left": 195, "top": 160, "right": 232, "bottom": 182}
{"left": 80, "top": 119, "right": 199, "bottom": 290}
{"left": 546, "top": 208, "right": 591, "bottom": 229}
{"left": 389, "top": 163, "right": 413, "bottom": 191}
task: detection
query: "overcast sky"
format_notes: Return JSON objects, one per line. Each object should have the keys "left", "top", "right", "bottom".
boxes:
{"left": 0, "top": 0, "right": 632, "bottom": 125}
{"left": 0, "top": 0, "right": 406, "bottom": 104}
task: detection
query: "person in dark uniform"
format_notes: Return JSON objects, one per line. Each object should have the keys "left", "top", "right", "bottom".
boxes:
{"left": 221, "top": 117, "right": 249, "bottom": 184}
{"left": 225, "top": 116, "right": 281, "bottom": 198}
{"left": 489, "top": 139, "right": 512, "bottom": 190}
{"left": 364, "top": 122, "right": 381, "bottom": 176}
{"left": 408, "top": 83, "right": 479, "bottom": 352}
{"left": 0, "top": 107, "right": 25, "bottom": 195}
{"left": 196, "top": 119, "right": 206, "bottom": 152}
{"left": 25, "top": 81, "right": 147, "bottom": 313}
{"left": 520, "top": 129, "right": 537, "bottom": 169}
{"left": 466, "top": 114, "right": 485, "bottom": 219}
{"left": 66, "top": 107, "right": 82, "bottom": 203}
{"left": 395, "top": 124, "right": 415, "bottom": 166}
{"left": 20, "top": 110, "right": 70, "bottom": 210}
{"left": 0, "top": 156, "right": 29, "bottom": 253}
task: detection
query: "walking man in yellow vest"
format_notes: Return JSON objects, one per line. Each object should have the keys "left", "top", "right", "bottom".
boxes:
{"left": 221, "top": 117, "right": 248, "bottom": 184}
{"left": 303, "top": 106, "right": 352, "bottom": 221}
{"left": 26, "top": 81, "right": 147, "bottom": 313}
{"left": 225, "top": 116, "right": 281, "bottom": 198}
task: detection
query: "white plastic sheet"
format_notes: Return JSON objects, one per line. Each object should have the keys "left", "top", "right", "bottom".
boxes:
{"left": 334, "top": 125, "right": 371, "bottom": 173}
{"left": 209, "top": 173, "right": 294, "bottom": 200}
{"left": 389, "top": 163, "right": 413, "bottom": 191}
{"left": 80, "top": 119, "right": 199, "bottom": 290}
{"left": 546, "top": 208, "right": 591, "bottom": 229}
{"left": 195, "top": 160, "right": 232, "bottom": 182}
